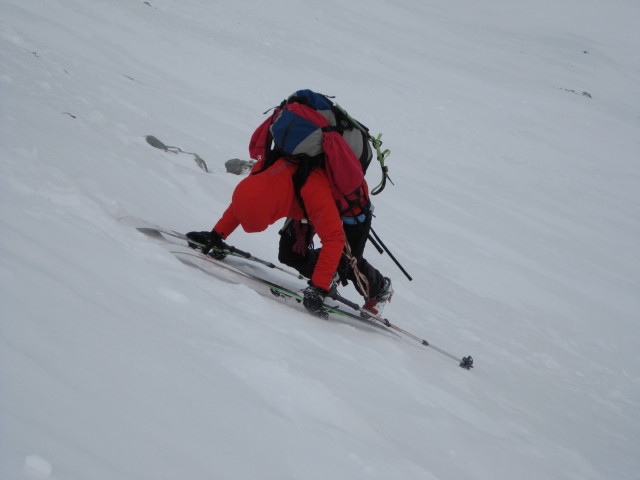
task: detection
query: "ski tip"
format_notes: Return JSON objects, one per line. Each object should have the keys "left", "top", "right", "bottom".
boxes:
{"left": 459, "top": 356, "right": 474, "bottom": 370}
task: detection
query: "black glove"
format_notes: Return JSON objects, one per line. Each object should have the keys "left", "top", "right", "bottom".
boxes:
{"left": 302, "top": 282, "right": 328, "bottom": 319}
{"left": 186, "top": 230, "right": 227, "bottom": 260}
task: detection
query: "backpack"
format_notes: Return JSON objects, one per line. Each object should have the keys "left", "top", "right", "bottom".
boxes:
{"left": 248, "top": 89, "right": 391, "bottom": 217}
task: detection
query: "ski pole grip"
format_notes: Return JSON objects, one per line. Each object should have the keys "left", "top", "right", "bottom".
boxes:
{"left": 228, "top": 245, "right": 251, "bottom": 259}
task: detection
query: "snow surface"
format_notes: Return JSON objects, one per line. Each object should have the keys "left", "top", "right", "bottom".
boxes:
{"left": 1, "top": 0, "right": 639, "bottom": 479}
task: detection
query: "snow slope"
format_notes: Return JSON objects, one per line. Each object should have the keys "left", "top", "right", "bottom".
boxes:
{"left": 1, "top": 1, "right": 639, "bottom": 479}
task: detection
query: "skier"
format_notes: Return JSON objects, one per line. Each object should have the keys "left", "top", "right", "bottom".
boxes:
{"left": 186, "top": 156, "right": 392, "bottom": 318}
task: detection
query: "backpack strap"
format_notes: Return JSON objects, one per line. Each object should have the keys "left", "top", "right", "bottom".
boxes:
{"left": 290, "top": 154, "right": 321, "bottom": 219}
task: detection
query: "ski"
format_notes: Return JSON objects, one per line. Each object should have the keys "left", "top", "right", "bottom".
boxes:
{"left": 118, "top": 215, "right": 303, "bottom": 279}
{"left": 166, "top": 243, "right": 391, "bottom": 329}
{"left": 120, "top": 216, "right": 473, "bottom": 368}
{"left": 119, "top": 216, "right": 390, "bottom": 331}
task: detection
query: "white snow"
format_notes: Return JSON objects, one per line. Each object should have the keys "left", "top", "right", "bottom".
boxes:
{"left": 24, "top": 455, "right": 53, "bottom": 478}
{"left": 1, "top": 0, "right": 639, "bottom": 479}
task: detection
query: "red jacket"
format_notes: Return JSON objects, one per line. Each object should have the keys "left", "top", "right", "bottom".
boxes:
{"left": 213, "top": 158, "right": 345, "bottom": 291}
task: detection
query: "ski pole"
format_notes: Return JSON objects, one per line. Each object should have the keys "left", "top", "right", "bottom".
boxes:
{"left": 369, "top": 227, "right": 412, "bottom": 281}
{"left": 225, "top": 246, "right": 304, "bottom": 279}
{"left": 328, "top": 289, "right": 473, "bottom": 369}
{"left": 209, "top": 242, "right": 305, "bottom": 280}
{"left": 366, "top": 233, "right": 385, "bottom": 255}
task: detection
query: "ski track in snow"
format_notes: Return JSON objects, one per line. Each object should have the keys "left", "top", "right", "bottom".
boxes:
{"left": 1, "top": 0, "right": 639, "bottom": 479}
